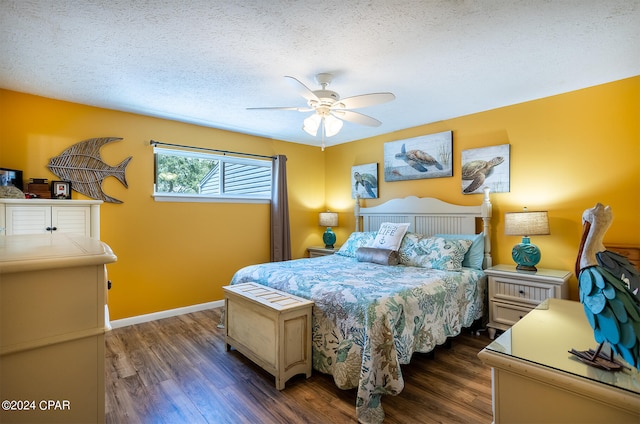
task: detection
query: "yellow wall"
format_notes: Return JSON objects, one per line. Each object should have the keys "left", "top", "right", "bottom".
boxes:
{"left": 0, "top": 90, "right": 326, "bottom": 319}
{"left": 326, "top": 76, "right": 640, "bottom": 299}
{"left": 1, "top": 76, "right": 638, "bottom": 317}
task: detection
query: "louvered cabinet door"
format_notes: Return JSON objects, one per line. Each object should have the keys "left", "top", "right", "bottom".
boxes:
{"left": 51, "top": 205, "right": 91, "bottom": 236}
{"left": 5, "top": 204, "right": 51, "bottom": 234}
{"left": 1, "top": 199, "right": 102, "bottom": 238}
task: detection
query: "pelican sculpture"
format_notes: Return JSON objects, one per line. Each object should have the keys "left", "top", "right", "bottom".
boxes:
{"left": 572, "top": 203, "right": 640, "bottom": 370}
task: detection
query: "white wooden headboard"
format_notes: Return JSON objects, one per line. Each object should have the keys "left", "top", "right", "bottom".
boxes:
{"left": 355, "top": 187, "right": 493, "bottom": 268}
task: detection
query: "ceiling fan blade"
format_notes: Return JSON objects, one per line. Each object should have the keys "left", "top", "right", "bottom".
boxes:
{"left": 332, "top": 110, "right": 382, "bottom": 127}
{"left": 333, "top": 92, "right": 395, "bottom": 110}
{"left": 284, "top": 76, "right": 319, "bottom": 103}
{"left": 246, "top": 106, "right": 313, "bottom": 112}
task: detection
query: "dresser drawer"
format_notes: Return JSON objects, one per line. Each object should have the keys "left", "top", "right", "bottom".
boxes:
{"left": 489, "top": 277, "right": 556, "bottom": 306}
{"left": 485, "top": 265, "right": 571, "bottom": 339}
{"left": 490, "top": 300, "right": 533, "bottom": 327}
{"left": 307, "top": 246, "right": 338, "bottom": 257}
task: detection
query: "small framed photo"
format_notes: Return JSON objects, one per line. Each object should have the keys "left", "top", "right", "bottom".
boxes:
{"left": 51, "top": 181, "right": 72, "bottom": 199}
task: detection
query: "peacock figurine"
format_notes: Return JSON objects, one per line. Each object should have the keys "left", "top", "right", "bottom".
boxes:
{"left": 572, "top": 203, "right": 640, "bottom": 370}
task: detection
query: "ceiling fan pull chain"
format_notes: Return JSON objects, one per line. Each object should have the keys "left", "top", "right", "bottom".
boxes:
{"left": 321, "top": 117, "right": 326, "bottom": 151}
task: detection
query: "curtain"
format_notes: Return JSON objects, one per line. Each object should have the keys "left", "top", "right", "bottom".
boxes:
{"left": 271, "top": 155, "right": 291, "bottom": 262}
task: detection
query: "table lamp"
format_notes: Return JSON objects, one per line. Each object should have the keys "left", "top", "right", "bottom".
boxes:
{"left": 504, "top": 208, "right": 550, "bottom": 271}
{"left": 319, "top": 211, "right": 338, "bottom": 248}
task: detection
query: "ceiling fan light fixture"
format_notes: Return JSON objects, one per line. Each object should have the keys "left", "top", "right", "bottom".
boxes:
{"left": 324, "top": 114, "right": 343, "bottom": 137}
{"left": 303, "top": 113, "right": 321, "bottom": 136}
{"left": 249, "top": 73, "right": 394, "bottom": 145}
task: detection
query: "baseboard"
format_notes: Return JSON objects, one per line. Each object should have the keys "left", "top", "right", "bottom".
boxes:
{"left": 109, "top": 300, "right": 224, "bottom": 329}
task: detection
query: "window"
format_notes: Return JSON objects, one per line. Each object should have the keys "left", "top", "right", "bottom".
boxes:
{"left": 153, "top": 146, "right": 272, "bottom": 203}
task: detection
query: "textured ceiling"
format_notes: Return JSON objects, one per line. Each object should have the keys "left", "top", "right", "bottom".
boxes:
{"left": 1, "top": 0, "right": 639, "bottom": 148}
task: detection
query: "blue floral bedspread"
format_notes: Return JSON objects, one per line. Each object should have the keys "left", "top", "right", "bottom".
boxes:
{"left": 230, "top": 254, "right": 485, "bottom": 424}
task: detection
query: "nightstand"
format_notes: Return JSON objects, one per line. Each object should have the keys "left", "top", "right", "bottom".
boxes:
{"left": 485, "top": 264, "right": 571, "bottom": 339}
{"left": 307, "top": 246, "right": 339, "bottom": 258}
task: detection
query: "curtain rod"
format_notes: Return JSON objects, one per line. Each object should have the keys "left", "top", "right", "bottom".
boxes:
{"left": 149, "top": 140, "right": 277, "bottom": 160}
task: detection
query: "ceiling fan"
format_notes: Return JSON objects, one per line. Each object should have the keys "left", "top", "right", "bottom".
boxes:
{"left": 248, "top": 73, "right": 395, "bottom": 149}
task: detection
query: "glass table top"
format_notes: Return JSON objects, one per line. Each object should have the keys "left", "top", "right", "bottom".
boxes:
{"left": 484, "top": 298, "right": 640, "bottom": 395}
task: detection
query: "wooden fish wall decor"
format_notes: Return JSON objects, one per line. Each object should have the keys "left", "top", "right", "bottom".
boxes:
{"left": 48, "top": 137, "right": 132, "bottom": 204}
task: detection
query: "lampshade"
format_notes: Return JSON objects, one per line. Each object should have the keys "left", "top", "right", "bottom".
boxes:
{"left": 323, "top": 114, "right": 343, "bottom": 137}
{"left": 504, "top": 211, "right": 550, "bottom": 236}
{"left": 303, "top": 113, "right": 344, "bottom": 138}
{"left": 303, "top": 114, "right": 322, "bottom": 136}
{"left": 319, "top": 212, "right": 338, "bottom": 227}
{"left": 504, "top": 209, "right": 550, "bottom": 271}
{"left": 319, "top": 211, "right": 338, "bottom": 249}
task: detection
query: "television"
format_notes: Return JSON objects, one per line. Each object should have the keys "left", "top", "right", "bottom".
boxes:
{"left": 0, "top": 167, "right": 24, "bottom": 191}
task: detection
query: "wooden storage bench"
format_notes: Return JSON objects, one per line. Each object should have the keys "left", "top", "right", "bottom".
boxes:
{"left": 223, "top": 282, "right": 314, "bottom": 390}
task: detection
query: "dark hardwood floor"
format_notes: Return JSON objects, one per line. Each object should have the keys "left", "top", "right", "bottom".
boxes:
{"left": 105, "top": 308, "right": 494, "bottom": 423}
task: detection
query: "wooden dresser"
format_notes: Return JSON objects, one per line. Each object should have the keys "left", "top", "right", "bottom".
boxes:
{"left": 0, "top": 234, "right": 116, "bottom": 424}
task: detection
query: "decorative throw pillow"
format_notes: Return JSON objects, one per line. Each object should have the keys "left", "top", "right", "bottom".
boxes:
{"left": 435, "top": 233, "right": 485, "bottom": 270}
{"left": 356, "top": 247, "right": 399, "bottom": 265}
{"left": 398, "top": 232, "right": 427, "bottom": 260}
{"left": 369, "top": 222, "right": 410, "bottom": 251}
{"left": 398, "top": 232, "right": 422, "bottom": 256}
{"left": 399, "top": 236, "right": 473, "bottom": 271}
{"left": 335, "top": 232, "right": 377, "bottom": 257}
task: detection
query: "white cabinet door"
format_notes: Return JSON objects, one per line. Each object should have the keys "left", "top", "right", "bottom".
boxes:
{"left": 1, "top": 200, "right": 101, "bottom": 238}
{"left": 0, "top": 205, "right": 4, "bottom": 235}
{"left": 52, "top": 206, "right": 91, "bottom": 236}
{"left": 5, "top": 205, "right": 90, "bottom": 236}
{"left": 5, "top": 205, "right": 52, "bottom": 234}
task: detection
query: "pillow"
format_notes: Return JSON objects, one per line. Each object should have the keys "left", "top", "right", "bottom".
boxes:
{"left": 356, "top": 247, "right": 399, "bottom": 265}
{"left": 369, "top": 222, "right": 410, "bottom": 251}
{"left": 399, "top": 236, "right": 473, "bottom": 271}
{"left": 435, "top": 233, "right": 485, "bottom": 270}
{"left": 398, "top": 232, "right": 431, "bottom": 265}
{"left": 335, "top": 232, "right": 377, "bottom": 257}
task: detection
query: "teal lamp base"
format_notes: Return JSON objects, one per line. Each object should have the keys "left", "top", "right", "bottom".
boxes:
{"left": 512, "top": 236, "right": 541, "bottom": 272}
{"left": 323, "top": 227, "right": 336, "bottom": 249}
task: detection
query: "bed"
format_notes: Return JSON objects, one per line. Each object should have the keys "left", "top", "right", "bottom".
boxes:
{"left": 229, "top": 189, "right": 492, "bottom": 424}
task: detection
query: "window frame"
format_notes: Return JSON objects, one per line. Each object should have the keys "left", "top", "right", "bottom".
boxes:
{"left": 152, "top": 146, "right": 272, "bottom": 204}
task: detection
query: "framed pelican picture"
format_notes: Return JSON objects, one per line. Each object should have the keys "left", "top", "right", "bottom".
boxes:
{"left": 383, "top": 131, "right": 453, "bottom": 181}
{"left": 351, "top": 163, "right": 378, "bottom": 198}
{"left": 461, "top": 144, "right": 510, "bottom": 194}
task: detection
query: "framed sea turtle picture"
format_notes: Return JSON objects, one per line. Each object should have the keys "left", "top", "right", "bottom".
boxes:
{"left": 383, "top": 131, "right": 453, "bottom": 181}
{"left": 461, "top": 144, "right": 510, "bottom": 194}
{"left": 351, "top": 163, "right": 378, "bottom": 198}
